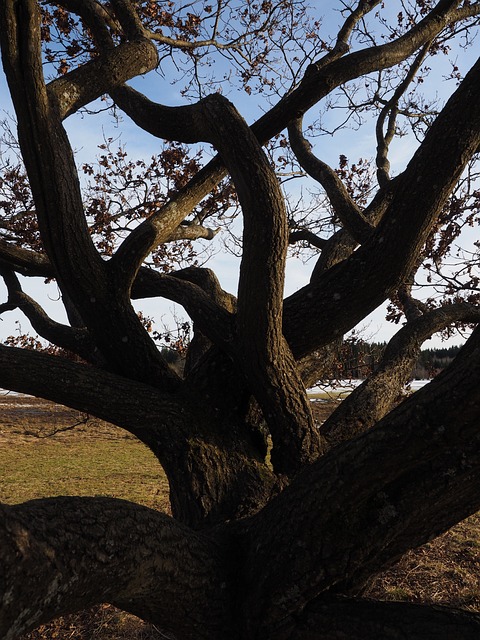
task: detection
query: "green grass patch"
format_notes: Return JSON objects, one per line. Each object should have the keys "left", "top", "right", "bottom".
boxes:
{"left": 0, "top": 427, "right": 170, "bottom": 511}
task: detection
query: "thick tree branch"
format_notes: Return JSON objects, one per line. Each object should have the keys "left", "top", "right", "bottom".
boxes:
{"left": 241, "top": 328, "right": 480, "bottom": 633}
{"left": 320, "top": 302, "right": 480, "bottom": 447}
{"left": 288, "top": 118, "right": 373, "bottom": 243}
{"left": 110, "top": 158, "right": 227, "bottom": 288}
{"left": 283, "top": 55, "right": 480, "bottom": 359}
{"left": 0, "top": 0, "right": 181, "bottom": 389}
{"left": 252, "top": 0, "right": 465, "bottom": 143}
{"left": 106, "top": 0, "right": 465, "bottom": 284}
{"left": 0, "top": 343, "right": 276, "bottom": 527}
{"left": 0, "top": 497, "right": 230, "bottom": 640}
{"left": 111, "top": 1, "right": 462, "bottom": 148}
{"left": 131, "top": 268, "right": 235, "bottom": 348}
{"left": 167, "top": 223, "right": 221, "bottom": 242}
{"left": 48, "top": 38, "right": 158, "bottom": 120}
{"left": 200, "top": 94, "right": 323, "bottom": 476}
{"left": 56, "top": 0, "right": 118, "bottom": 46}
{"left": 0, "top": 240, "right": 53, "bottom": 278}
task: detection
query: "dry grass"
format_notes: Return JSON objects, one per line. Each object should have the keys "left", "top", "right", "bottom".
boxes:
{"left": 1, "top": 395, "right": 479, "bottom": 639}
{"left": 21, "top": 605, "right": 167, "bottom": 640}
{"left": 364, "top": 512, "right": 480, "bottom": 611}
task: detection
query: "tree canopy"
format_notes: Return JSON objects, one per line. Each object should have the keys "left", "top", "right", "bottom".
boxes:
{"left": 1, "top": 1, "right": 480, "bottom": 639}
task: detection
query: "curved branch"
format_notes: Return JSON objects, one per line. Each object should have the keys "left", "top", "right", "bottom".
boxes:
{"left": 200, "top": 94, "right": 323, "bottom": 475}
{"left": 313, "top": 0, "right": 384, "bottom": 71}
{"left": 0, "top": 267, "right": 100, "bottom": 362}
{"left": 48, "top": 38, "right": 158, "bottom": 120}
{"left": 56, "top": 0, "right": 118, "bottom": 46}
{"left": 0, "top": 240, "right": 54, "bottom": 278}
{"left": 320, "top": 303, "right": 480, "bottom": 447}
{"left": 283, "top": 55, "right": 480, "bottom": 359}
{"left": 0, "top": 0, "right": 106, "bottom": 276}
{"left": 0, "top": 343, "right": 178, "bottom": 430}
{"left": 242, "top": 328, "right": 480, "bottom": 633}
{"left": 288, "top": 118, "right": 374, "bottom": 243}
{"left": 110, "top": 83, "right": 215, "bottom": 144}
{"left": 108, "top": 0, "right": 147, "bottom": 40}
{"left": 110, "top": 157, "right": 227, "bottom": 288}
{"left": 1, "top": 0, "right": 181, "bottom": 389}
{"left": 252, "top": 0, "right": 466, "bottom": 143}
{"left": 131, "top": 269, "right": 235, "bottom": 347}
{"left": 111, "top": 0, "right": 466, "bottom": 150}
{"left": 289, "top": 230, "right": 327, "bottom": 251}
{"left": 107, "top": 1, "right": 467, "bottom": 285}
{"left": 0, "top": 497, "right": 229, "bottom": 640}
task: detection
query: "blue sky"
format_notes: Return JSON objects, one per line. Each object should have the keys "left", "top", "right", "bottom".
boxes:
{"left": 0, "top": 1, "right": 477, "bottom": 349}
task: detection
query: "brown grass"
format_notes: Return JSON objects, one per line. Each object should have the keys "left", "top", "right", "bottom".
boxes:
{"left": 1, "top": 395, "right": 479, "bottom": 639}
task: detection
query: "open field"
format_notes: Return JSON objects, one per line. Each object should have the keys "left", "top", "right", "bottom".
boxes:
{"left": 1, "top": 394, "right": 479, "bottom": 639}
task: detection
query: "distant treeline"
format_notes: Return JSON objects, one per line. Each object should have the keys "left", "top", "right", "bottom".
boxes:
{"left": 328, "top": 341, "right": 461, "bottom": 380}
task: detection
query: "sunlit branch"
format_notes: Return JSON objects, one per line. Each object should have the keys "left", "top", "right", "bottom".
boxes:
{"left": 167, "top": 223, "right": 220, "bottom": 242}
{"left": 48, "top": 38, "right": 158, "bottom": 120}
{"left": 321, "top": 302, "right": 480, "bottom": 447}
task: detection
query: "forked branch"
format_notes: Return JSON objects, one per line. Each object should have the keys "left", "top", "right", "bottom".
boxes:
{"left": 288, "top": 117, "right": 373, "bottom": 243}
{"left": 321, "top": 302, "right": 480, "bottom": 447}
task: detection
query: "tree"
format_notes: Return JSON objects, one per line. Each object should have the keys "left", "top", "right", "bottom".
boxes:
{"left": 1, "top": 0, "right": 480, "bottom": 637}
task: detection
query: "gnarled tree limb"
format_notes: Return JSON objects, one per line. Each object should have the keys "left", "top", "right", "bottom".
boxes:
{"left": 321, "top": 302, "right": 480, "bottom": 447}
{"left": 242, "top": 327, "right": 480, "bottom": 633}
{"left": 283, "top": 55, "right": 480, "bottom": 359}
{"left": 0, "top": 497, "right": 230, "bottom": 640}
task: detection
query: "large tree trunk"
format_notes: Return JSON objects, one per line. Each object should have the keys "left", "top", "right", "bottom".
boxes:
{"left": 2, "top": 1, "right": 480, "bottom": 638}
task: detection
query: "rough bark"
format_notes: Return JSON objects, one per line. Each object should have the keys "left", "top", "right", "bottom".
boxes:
{"left": 0, "top": 344, "right": 276, "bottom": 528}
{"left": 321, "top": 303, "right": 480, "bottom": 447}
{"left": 1, "top": 2, "right": 480, "bottom": 639}
{"left": 0, "top": 498, "right": 231, "bottom": 640}
{"left": 240, "top": 329, "right": 480, "bottom": 635}
{"left": 202, "top": 95, "right": 324, "bottom": 475}
{"left": 0, "top": 0, "right": 179, "bottom": 389}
